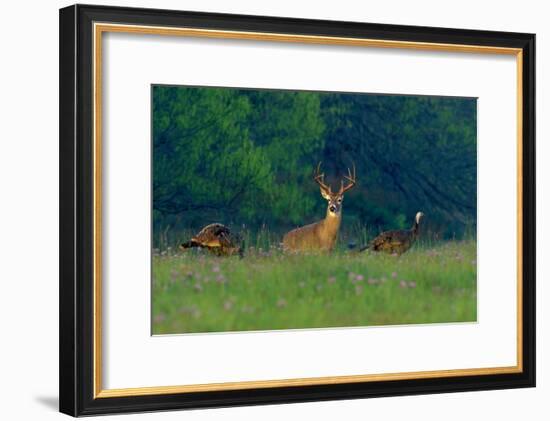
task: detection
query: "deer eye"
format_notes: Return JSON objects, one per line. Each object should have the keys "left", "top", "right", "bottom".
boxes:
{"left": 337, "top": 198, "right": 342, "bottom": 203}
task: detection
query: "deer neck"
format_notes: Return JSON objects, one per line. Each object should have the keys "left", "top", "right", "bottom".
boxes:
{"left": 322, "top": 210, "right": 341, "bottom": 236}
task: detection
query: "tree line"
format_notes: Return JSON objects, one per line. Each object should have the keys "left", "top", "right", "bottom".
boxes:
{"left": 153, "top": 85, "right": 476, "bottom": 246}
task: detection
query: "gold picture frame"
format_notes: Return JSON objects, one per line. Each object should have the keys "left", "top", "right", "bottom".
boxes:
{"left": 60, "top": 4, "right": 535, "bottom": 416}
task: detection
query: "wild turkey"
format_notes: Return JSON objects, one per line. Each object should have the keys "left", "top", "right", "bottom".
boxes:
{"left": 360, "top": 212, "right": 424, "bottom": 255}
{"left": 180, "top": 223, "right": 243, "bottom": 257}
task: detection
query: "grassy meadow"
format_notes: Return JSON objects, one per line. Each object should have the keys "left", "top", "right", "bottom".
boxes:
{"left": 151, "top": 86, "right": 478, "bottom": 334}
{"left": 152, "top": 238, "right": 477, "bottom": 334}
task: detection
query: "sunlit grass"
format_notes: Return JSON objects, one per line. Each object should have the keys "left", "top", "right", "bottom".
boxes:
{"left": 152, "top": 240, "right": 476, "bottom": 334}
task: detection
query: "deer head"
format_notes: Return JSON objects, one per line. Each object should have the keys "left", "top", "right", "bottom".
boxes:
{"left": 314, "top": 162, "right": 356, "bottom": 217}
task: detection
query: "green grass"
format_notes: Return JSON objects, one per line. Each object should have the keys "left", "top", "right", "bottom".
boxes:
{"left": 152, "top": 240, "right": 477, "bottom": 334}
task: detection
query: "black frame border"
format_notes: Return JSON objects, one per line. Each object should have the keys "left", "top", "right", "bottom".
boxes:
{"left": 59, "top": 4, "right": 535, "bottom": 417}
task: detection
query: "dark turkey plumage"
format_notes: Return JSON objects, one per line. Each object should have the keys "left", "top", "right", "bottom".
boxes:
{"left": 360, "top": 212, "right": 424, "bottom": 255}
{"left": 180, "top": 223, "right": 243, "bottom": 257}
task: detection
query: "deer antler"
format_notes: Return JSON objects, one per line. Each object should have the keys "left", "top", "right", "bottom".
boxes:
{"left": 338, "top": 163, "right": 356, "bottom": 195}
{"left": 314, "top": 162, "right": 332, "bottom": 194}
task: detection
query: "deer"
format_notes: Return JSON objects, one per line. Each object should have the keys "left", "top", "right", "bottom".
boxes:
{"left": 282, "top": 162, "right": 356, "bottom": 253}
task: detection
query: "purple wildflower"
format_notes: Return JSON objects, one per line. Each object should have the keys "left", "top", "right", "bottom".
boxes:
{"left": 153, "top": 314, "right": 166, "bottom": 323}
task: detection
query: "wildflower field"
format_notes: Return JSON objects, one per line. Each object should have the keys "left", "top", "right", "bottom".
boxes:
{"left": 152, "top": 240, "right": 477, "bottom": 334}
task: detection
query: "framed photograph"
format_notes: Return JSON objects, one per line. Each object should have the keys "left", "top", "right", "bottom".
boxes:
{"left": 59, "top": 4, "right": 535, "bottom": 417}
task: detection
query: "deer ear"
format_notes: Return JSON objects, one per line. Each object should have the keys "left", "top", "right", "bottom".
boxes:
{"left": 320, "top": 187, "right": 331, "bottom": 200}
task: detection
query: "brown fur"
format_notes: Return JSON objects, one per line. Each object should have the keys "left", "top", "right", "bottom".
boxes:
{"left": 283, "top": 212, "right": 341, "bottom": 252}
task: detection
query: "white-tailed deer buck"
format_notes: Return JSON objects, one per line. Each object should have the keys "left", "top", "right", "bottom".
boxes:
{"left": 283, "top": 162, "right": 356, "bottom": 252}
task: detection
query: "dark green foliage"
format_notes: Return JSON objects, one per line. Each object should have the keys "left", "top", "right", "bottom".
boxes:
{"left": 320, "top": 94, "right": 476, "bottom": 236}
{"left": 152, "top": 86, "right": 476, "bottom": 247}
